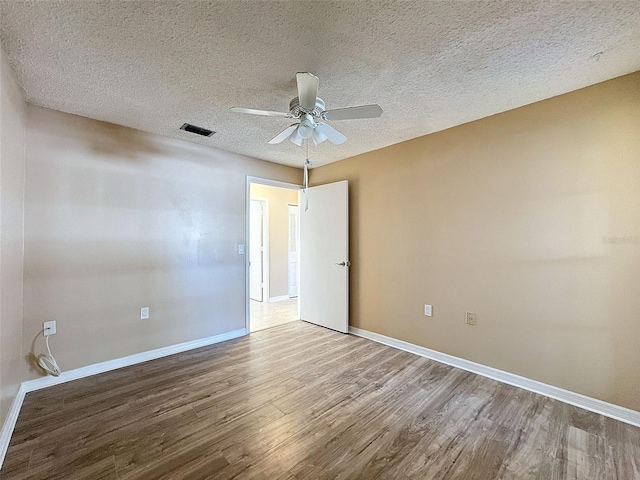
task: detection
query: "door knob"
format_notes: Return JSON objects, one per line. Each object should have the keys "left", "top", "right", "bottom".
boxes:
{"left": 335, "top": 261, "right": 351, "bottom": 267}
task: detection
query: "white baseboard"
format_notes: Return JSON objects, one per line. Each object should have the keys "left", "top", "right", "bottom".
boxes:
{"left": 268, "top": 295, "right": 291, "bottom": 303}
{"left": 22, "top": 328, "right": 247, "bottom": 393}
{"left": 0, "top": 384, "right": 26, "bottom": 468}
{"left": 0, "top": 327, "right": 247, "bottom": 468}
{"left": 349, "top": 326, "right": 640, "bottom": 428}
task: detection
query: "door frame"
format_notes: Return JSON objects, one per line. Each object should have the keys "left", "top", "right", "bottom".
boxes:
{"left": 245, "top": 176, "right": 302, "bottom": 333}
{"left": 249, "top": 197, "right": 269, "bottom": 302}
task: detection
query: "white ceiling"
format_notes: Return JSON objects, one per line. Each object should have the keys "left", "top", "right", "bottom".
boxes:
{"left": 1, "top": 1, "right": 639, "bottom": 168}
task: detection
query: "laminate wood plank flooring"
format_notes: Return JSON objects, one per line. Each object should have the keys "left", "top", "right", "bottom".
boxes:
{"left": 1, "top": 321, "right": 639, "bottom": 480}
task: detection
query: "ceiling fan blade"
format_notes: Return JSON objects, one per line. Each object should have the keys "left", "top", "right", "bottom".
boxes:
{"left": 268, "top": 124, "right": 298, "bottom": 144}
{"left": 296, "top": 72, "right": 319, "bottom": 111}
{"left": 230, "top": 107, "right": 289, "bottom": 117}
{"left": 323, "top": 104, "right": 383, "bottom": 121}
{"left": 315, "top": 123, "right": 347, "bottom": 145}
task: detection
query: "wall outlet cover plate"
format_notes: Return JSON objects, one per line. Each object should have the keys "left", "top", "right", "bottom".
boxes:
{"left": 43, "top": 320, "right": 57, "bottom": 336}
{"left": 465, "top": 311, "right": 476, "bottom": 326}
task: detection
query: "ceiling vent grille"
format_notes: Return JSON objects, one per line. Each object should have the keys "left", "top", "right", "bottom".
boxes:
{"left": 180, "top": 123, "right": 215, "bottom": 137}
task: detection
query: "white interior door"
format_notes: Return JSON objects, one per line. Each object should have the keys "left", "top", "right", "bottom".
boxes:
{"left": 249, "top": 200, "right": 264, "bottom": 301}
{"left": 288, "top": 204, "right": 299, "bottom": 298}
{"left": 299, "top": 180, "right": 349, "bottom": 333}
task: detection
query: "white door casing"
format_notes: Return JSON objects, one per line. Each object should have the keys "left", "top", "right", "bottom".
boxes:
{"left": 299, "top": 180, "right": 349, "bottom": 333}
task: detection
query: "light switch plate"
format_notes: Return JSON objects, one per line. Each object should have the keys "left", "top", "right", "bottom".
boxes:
{"left": 424, "top": 304, "right": 432, "bottom": 316}
{"left": 140, "top": 307, "right": 150, "bottom": 320}
{"left": 238, "top": 244, "right": 245, "bottom": 255}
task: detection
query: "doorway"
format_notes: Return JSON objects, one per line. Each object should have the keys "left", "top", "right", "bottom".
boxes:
{"left": 247, "top": 178, "right": 301, "bottom": 332}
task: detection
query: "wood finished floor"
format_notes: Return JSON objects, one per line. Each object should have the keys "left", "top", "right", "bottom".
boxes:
{"left": 2, "top": 321, "right": 639, "bottom": 480}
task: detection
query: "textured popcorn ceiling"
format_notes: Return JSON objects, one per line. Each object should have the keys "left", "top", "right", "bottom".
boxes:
{"left": 1, "top": 1, "right": 639, "bottom": 168}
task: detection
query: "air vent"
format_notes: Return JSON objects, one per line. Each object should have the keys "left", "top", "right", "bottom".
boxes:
{"left": 180, "top": 123, "right": 215, "bottom": 137}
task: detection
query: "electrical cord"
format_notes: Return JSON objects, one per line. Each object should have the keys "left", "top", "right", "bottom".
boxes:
{"left": 38, "top": 331, "right": 61, "bottom": 377}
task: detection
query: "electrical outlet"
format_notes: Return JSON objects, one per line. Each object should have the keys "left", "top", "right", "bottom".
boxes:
{"left": 140, "top": 307, "right": 150, "bottom": 320}
{"left": 43, "top": 321, "right": 57, "bottom": 336}
{"left": 465, "top": 311, "right": 476, "bottom": 326}
{"left": 424, "top": 304, "right": 432, "bottom": 317}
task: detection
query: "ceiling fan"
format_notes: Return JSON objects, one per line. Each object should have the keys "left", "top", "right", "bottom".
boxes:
{"left": 230, "top": 72, "right": 383, "bottom": 146}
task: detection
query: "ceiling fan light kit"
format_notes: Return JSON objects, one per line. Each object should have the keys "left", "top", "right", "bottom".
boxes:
{"left": 312, "top": 128, "right": 327, "bottom": 146}
{"left": 289, "top": 127, "right": 304, "bottom": 146}
{"left": 297, "top": 114, "right": 316, "bottom": 139}
{"left": 231, "top": 72, "right": 383, "bottom": 147}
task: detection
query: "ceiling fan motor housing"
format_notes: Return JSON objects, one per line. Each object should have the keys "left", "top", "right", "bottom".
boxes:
{"left": 289, "top": 96, "right": 326, "bottom": 118}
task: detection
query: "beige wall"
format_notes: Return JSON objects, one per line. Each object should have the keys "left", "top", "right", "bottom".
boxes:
{"left": 22, "top": 106, "right": 300, "bottom": 380}
{"left": 0, "top": 42, "right": 26, "bottom": 424}
{"left": 250, "top": 184, "right": 299, "bottom": 299}
{"left": 311, "top": 72, "right": 640, "bottom": 411}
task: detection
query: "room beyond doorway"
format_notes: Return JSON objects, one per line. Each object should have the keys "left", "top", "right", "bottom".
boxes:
{"left": 246, "top": 178, "right": 301, "bottom": 333}
{"left": 250, "top": 298, "right": 298, "bottom": 332}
